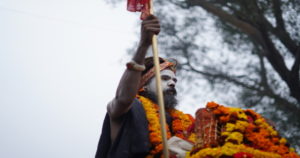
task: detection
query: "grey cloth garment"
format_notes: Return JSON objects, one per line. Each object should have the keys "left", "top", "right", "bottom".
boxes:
{"left": 95, "top": 99, "right": 151, "bottom": 158}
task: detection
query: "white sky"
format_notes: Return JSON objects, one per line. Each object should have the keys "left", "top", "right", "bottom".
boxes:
{"left": 0, "top": 0, "right": 138, "bottom": 157}
{"left": 0, "top": 0, "right": 204, "bottom": 157}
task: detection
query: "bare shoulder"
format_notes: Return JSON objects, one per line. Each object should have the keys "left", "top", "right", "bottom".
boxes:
{"left": 107, "top": 100, "right": 117, "bottom": 120}
{"left": 107, "top": 99, "right": 132, "bottom": 120}
{"left": 107, "top": 100, "right": 126, "bottom": 143}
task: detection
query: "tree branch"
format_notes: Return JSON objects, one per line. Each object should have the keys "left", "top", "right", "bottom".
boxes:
{"left": 186, "top": 0, "right": 298, "bottom": 103}
{"left": 182, "top": 55, "right": 300, "bottom": 112}
{"left": 256, "top": 48, "right": 271, "bottom": 91}
{"left": 291, "top": 48, "right": 300, "bottom": 75}
{"left": 288, "top": 47, "right": 300, "bottom": 103}
{"left": 187, "top": 0, "right": 261, "bottom": 37}
{"left": 259, "top": 0, "right": 299, "bottom": 57}
{"left": 185, "top": 53, "right": 300, "bottom": 112}
{"left": 272, "top": 0, "right": 285, "bottom": 29}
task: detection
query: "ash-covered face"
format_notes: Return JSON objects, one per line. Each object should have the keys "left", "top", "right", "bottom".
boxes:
{"left": 146, "top": 69, "right": 177, "bottom": 95}
{"left": 143, "top": 69, "right": 178, "bottom": 109}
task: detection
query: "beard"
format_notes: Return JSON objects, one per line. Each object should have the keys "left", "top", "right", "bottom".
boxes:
{"left": 139, "top": 87, "right": 178, "bottom": 109}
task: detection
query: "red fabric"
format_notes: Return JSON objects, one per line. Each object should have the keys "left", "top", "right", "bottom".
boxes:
{"left": 187, "top": 122, "right": 195, "bottom": 135}
{"left": 127, "top": 0, "right": 150, "bottom": 20}
{"left": 233, "top": 152, "right": 253, "bottom": 158}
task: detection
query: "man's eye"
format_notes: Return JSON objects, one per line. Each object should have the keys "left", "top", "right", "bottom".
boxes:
{"left": 161, "top": 76, "right": 170, "bottom": 80}
{"left": 173, "top": 78, "right": 177, "bottom": 83}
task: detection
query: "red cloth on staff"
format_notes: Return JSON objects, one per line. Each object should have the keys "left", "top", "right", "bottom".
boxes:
{"left": 127, "top": 0, "right": 150, "bottom": 20}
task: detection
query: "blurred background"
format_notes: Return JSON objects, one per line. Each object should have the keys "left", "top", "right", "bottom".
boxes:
{"left": 0, "top": 0, "right": 299, "bottom": 157}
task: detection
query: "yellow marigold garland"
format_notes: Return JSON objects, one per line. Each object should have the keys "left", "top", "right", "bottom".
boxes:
{"left": 137, "top": 95, "right": 195, "bottom": 156}
{"left": 188, "top": 102, "right": 300, "bottom": 158}
{"left": 186, "top": 142, "right": 282, "bottom": 158}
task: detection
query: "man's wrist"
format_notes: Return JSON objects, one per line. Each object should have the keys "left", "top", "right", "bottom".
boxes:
{"left": 139, "top": 39, "right": 152, "bottom": 48}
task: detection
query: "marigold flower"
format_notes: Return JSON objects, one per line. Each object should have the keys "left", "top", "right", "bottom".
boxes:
{"left": 220, "top": 115, "right": 230, "bottom": 123}
{"left": 226, "top": 132, "right": 243, "bottom": 144}
{"left": 206, "top": 101, "right": 219, "bottom": 109}
{"left": 235, "top": 120, "right": 249, "bottom": 132}
{"left": 137, "top": 95, "right": 195, "bottom": 157}
{"left": 279, "top": 138, "right": 287, "bottom": 144}
{"left": 225, "top": 123, "right": 235, "bottom": 132}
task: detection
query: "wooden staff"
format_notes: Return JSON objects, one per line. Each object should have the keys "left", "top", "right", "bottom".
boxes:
{"left": 149, "top": 0, "right": 169, "bottom": 157}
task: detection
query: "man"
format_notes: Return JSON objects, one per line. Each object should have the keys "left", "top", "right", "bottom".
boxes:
{"left": 95, "top": 15, "right": 194, "bottom": 158}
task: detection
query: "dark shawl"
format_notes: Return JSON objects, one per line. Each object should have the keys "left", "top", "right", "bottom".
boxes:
{"left": 95, "top": 99, "right": 150, "bottom": 158}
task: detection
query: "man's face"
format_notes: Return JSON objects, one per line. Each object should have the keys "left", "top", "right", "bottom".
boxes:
{"left": 146, "top": 69, "right": 177, "bottom": 94}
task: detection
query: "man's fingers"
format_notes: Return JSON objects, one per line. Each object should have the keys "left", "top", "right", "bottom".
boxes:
{"left": 144, "top": 24, "right": 160, "bottom": 28}
{"left": 142, "top": 19, "right": 159, "bottom": 25}
{"left": 140, "top": 14, "right": 160, "bottom": 43}
{"left": 145, "top": 27, "right": 160, "bottom": 34}
{"left": 144, "top": 14, "right": 156, "bottom": 20}
{"left": 142, "top": 15, "right": 160, "bottom": 35}
{"left": 146, "top": 27, "right": 160, "bottom": 31}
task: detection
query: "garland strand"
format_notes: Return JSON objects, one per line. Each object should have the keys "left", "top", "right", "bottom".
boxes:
{"left": 188, "top": 102, "right": 300, "bottom": 158}
{"left": 137, "top": 95, "right": 195, "bottom": 157}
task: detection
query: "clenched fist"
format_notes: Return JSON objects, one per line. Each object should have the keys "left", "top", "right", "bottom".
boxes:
{"left": 140, "top": 15, "right": 160, "bottom": 46}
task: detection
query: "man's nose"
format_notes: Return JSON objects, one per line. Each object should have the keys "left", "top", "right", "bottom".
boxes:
{"left": 168, "top": 81, "right": 175, "bottom": 88}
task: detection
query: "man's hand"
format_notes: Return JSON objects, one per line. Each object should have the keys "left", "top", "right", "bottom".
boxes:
{"left": 140, "top": 15, "right": 160, "bottom": 46}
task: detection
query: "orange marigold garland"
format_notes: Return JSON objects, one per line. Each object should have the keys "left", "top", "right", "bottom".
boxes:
{"left": 187, "top": 102, "right": 300, "bottom": 158}
{"left": 168, "top": 109, "right": 196, "bottom": 143}
{"left": 137, "top": 95, "right": 195, "bottom": 157}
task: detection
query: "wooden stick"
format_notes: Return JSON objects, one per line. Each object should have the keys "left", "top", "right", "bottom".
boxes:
{"left": 149, "top": 0, "right": 169, "bottom": 157}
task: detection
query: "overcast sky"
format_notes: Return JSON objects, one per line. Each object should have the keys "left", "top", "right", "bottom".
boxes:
{"left": 0, "top": 0, "right": 138, "bottom": 157}
{"left": 0, "top": 0, "right": 205, "bottom": 158}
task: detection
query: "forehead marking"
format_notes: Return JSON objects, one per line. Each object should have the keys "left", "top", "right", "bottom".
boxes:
{"left": 160, "top": 69, "right": 176, "bottom": 78}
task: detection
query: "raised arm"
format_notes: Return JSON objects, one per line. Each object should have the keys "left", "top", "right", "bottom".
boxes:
{"left": 107, "top": 15, "right": 160, "bottom": 120}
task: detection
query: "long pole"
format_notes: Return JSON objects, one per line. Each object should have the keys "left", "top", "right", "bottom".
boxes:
{"left": 149, "top": 0, "right": 169, "bottom": 157}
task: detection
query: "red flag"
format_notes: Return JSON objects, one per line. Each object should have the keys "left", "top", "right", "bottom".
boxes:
{"left": 127, "top": 0, "right": 150, "bottom": 20}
